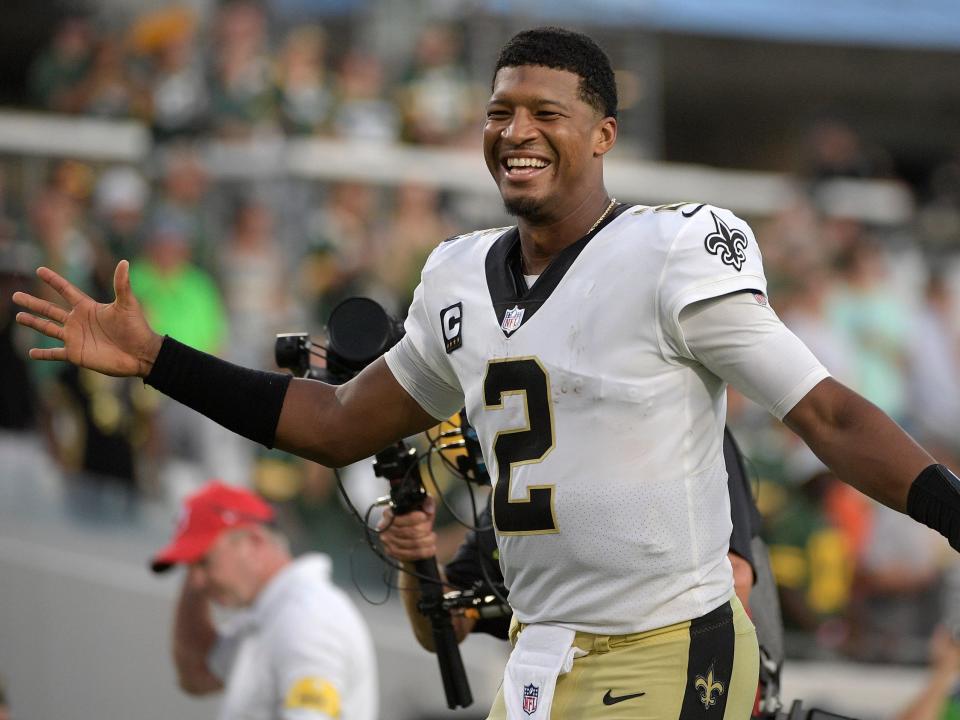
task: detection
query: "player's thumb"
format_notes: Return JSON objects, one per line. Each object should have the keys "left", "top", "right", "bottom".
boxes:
{"left": 422, "top": 494, "right": 437, "bottom": 519}
{"left": 114, "top": 260, "right": 134, "bottom": 308}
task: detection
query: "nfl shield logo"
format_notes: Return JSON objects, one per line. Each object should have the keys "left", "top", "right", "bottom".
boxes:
{"left": 522, "top": 683, "right": 540, "bottom": 715}
{"left": 501, "top": 305, "right": 525, "bottom": 333}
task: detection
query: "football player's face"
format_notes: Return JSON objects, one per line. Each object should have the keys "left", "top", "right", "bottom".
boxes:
{"left": 483, "top": 65, "right": 615, "bottom": 223}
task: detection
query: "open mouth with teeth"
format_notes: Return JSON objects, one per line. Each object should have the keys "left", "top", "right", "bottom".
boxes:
{"left": 503, "top": 156, "right": 551, "bottom": 179}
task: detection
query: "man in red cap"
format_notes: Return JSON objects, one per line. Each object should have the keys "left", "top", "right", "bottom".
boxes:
{"left": 152, "top": 480, "right": 378, "bottom": 720}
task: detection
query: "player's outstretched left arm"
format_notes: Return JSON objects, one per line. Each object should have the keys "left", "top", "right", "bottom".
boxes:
{"left": 783, "top": 377, "right": 960, "bottom": 555}
{"left": 677, "top": 283, "right": 955, "bottom": 549}
{"left": 783, "top": 377, "right": 932, "bottom": 512}
{"left": 13, "top": 261, "right": 163, "bottom": 377}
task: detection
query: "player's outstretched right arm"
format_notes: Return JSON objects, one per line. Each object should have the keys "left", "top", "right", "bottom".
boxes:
{"left": 13, "top": 260, "right": 440, "bottom": 468}
{"left": 14, "top": 261, "right": 163, "bottom": 377}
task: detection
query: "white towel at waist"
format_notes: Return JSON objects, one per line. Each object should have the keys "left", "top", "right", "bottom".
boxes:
{"left": 502, "top": 624, "right": 586, "bottom": 719}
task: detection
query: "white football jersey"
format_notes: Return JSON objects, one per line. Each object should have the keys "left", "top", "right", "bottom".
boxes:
{"left": 387, "top": 203, "right": 772, "bottom": 634}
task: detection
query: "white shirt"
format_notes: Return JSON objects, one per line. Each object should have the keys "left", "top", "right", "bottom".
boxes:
{"left": 209, "top": 554, "right": 377, "bottom": 720}
{"left": 386, "top": 203, "right": 827, "bottom": 634}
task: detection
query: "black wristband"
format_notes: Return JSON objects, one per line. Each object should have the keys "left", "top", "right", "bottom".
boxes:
{"left": 145, "top": 336, "right": 293, "bottom": 449}
{"left": 906, "top": 463, "right": 960, "bottom": 552}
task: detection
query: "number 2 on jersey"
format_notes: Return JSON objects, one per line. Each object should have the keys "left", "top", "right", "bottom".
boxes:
{"left": 483, "top": 357, "right": 557, "bottom": 534}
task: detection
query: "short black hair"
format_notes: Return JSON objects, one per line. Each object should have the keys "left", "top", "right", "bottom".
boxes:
{"left": 494, "top": 27, "right": 617, "bottom": 119}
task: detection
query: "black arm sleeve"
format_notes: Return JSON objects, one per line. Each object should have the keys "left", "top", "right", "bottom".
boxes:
{"left": 907, "top": 464, "right": 960, "bottom": 552}
{"left": 724, "top": 427, "right": 762, "bottom": 578}
{"left": 144, "top": 336, "right": 292, "bottom": 449}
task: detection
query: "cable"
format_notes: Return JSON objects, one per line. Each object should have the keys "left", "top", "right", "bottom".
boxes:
{"left": 422, "top": 445, "right": 492, "bottom": 533}
{"left": 337, "top": 469, "right": 444, "bottom": 589}
{"left": 425, "top": 424, "right": 469, "bottom": 479}
{"left": 349, "top": 537, "right": 392, "bottom": 606}
{"left": 334, "top": 467, "right": 368, "bottom": 526}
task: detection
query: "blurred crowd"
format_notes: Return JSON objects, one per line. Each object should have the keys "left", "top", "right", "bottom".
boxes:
{"left": 730, "top": 136, "right": 960, "bottom": 665}
{"left": 27, "top": 4, "right": 481, "bottom": 146}
{"left": 3, "top": 1, "right": 960, "bottom": 670}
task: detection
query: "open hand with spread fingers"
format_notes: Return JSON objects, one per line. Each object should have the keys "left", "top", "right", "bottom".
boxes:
{"left": 12, "top": 260, "right": 164, "bottom": 378}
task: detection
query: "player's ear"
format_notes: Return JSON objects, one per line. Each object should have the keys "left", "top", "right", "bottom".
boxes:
{"left": 593, "top": 116, "right": 617, "bottom": 157}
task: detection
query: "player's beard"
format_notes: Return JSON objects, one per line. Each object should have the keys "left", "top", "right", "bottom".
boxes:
{"left": 503, "top": 196, "right": 551, "bottom": 223}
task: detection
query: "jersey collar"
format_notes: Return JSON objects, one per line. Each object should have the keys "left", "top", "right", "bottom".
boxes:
{"left": 484, "top": 203, "right": 628, "bottom": 337}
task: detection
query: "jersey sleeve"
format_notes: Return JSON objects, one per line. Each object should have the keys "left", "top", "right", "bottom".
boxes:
{"left": 384, "top": 279, "right": 465, "bottom": 420}
{"left": 679, "top": 292, "right": 831, "bottom": 420}
{"left": 658, "top": 206, "right": 767, "bottom": 355}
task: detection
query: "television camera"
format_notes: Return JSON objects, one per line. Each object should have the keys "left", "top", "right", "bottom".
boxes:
{"left": 275, "top": 297, "right": 505, "bottom": 710}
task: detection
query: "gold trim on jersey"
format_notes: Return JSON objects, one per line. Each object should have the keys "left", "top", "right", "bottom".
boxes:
{"left": 631, "top": 201, "right": 701, "bottom": 215}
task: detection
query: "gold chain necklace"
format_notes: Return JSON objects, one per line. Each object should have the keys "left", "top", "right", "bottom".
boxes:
{"left": 587, "top": 197, "right": 618, "bottom": 235}
{"left": 520, "top": 198, "right": 618, "bottom": 275}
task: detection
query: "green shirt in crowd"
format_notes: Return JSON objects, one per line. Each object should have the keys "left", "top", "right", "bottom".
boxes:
{"left": 129, "top": 262, "right": 227, "bottom": 354}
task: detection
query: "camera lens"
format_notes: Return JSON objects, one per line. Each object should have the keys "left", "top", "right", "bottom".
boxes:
{"left": 327, "top": 297, "right": 398, "bottom": 372}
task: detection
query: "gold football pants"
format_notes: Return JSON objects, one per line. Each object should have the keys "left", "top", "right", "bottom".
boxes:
{"left": 487, "top": 597, "right": 759, "bottom": 720}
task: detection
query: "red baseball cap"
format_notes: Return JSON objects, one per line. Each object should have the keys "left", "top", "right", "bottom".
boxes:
{"left": 151, "top": 480, "right": 275, "bottom": 573}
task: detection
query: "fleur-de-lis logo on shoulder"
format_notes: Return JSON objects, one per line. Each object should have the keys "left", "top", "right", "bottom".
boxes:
{"left": 704, "top": 211, "right": 748, "bottom": 271}
{"left": 694, "top": 664, "right": 725, "bottom": 710}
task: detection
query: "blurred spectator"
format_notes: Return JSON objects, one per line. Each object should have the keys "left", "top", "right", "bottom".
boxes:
{"left": 28, "top": 15, "right": 95, "bottom": 112}
{"left": 130, "top": 213, "right": 230, "bottom": 496}
{"left": 897, "top": 626, "right": 960, "bottom": 720}
{"left": 219, "top": 196, "right": 295, "bottom": 368}
{"left": 130, "top": 6, "right": 209, "bottom": 140}
{"left": 281, "top": 461, "right": 368, "bottom": 585}
{"left": 21, "top": 165, "right": 151, "bottom": 512}
{"left": 765, "top": 449, "right": 855, "bottom": 656}
{"left": 330, "top": 51, "right": 399, "bottom": 143}
{"left": 0, "top": 234, "right": 41, "bottom": 431}
{"left": 274, "top": 26, "right": 333, "bottom": 135}
{"left": 151, "top": 144, "right": 217, "bottom": 272}
{"left": 372, "top": 182, "right": 454, "bottom": 311}
{"left": 396, "top": 24, "right": 478, "bottom": 146}
{"left": 918, "top": 156, "right": 960, "bottom": 253}
{"left": 94, "top": 165, "right": 148, "bottom": 265}
{"left": 298, "top": 182, "right": 381, "bottom": 326}
{"left": 48, "top": 158, "right": 97, "bottom": 207}
{"left": 26, "top": 169, "right": 151, "bottom": 516}
{"left": 850, "top": 502, "right": 948, "bottom": 663}
{"left": 778, "top": 260, "right": 857, "bottom": 387}
{"left": 209, "top": 0, "right": 277, "bottom": 138}
{"left": 44, "top": 363, "right": 151, "bottom": 519}
{"left": 906, "top": 271, "right": 960, "bottom": 463}
{"left": 28, "top": 171, "right": 105, "bottom": 300}
{"left": 805, "top": 117, "right": 891, "bottom": 181}
{"left": 755, "top": 197, "right": 823, "bottom": 290}
{"left": 130, "top": 213, "right": 226, "bottom": 354}
{"left": 151, "top": 480, "right": 378, "bottom": 719}
{"left": 827, "top": 231, "right": 909, "bottom": 421}
{"left": 70, "top": 37, "right": 146, "bottom": 119}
